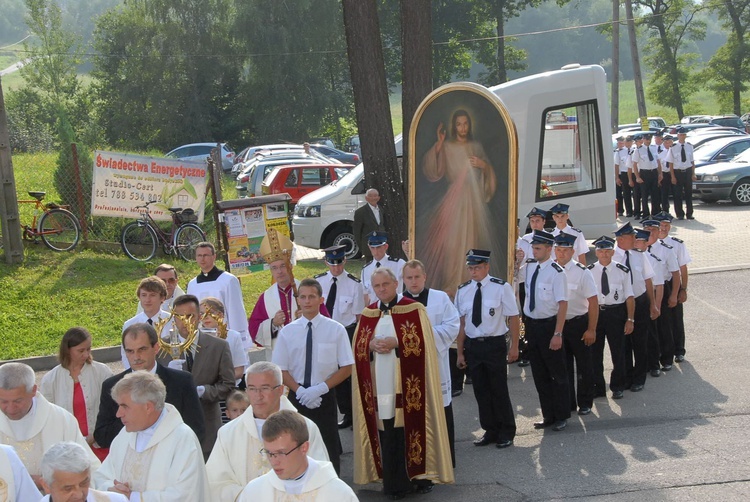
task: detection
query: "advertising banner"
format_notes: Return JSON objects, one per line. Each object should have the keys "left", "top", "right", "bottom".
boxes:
{"left": 91, "top": 151, "right": 207, "bottom": 222}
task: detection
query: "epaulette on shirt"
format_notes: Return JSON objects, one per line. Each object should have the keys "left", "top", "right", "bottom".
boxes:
{"left": 457, "top": 280, "right": 472, "bottom": 289}
{"left": 587, "top": 264, "right": 595, "bottom": 269}
{"left": 363, "top": 260, "right": 373, "bottom": 269}
{"left": 570, "top": 227, "right": 582, "bottom": 233}
{"left": 490, "top": 277, "right": 506, "bottom": 285}
{"left": 576, "top": 262, "right": 587, "bottom": 270}
{"left": 670, "top": 237, "right": 684, "bottom": 244}
{"left": 387, "top": 256, "right": 401, "bottom": 262}
{"left": 347, "top": 273, "right": 361, "bottom": 283}
{"left": 313, "top": 272, "right": 327, "bottom": 279}
{"left": 650, "top": 253, "right": 662, "bottom": 262}
{"left": 616, "top": 263, "right": 630, "bottom": 274}
{"left": 551, "top": 262, "right": 564, "bottom": 273}
{"left": 525, "top": 258, "right": 537, "bottom": 264}
{"left": 660, "top": 241, "right": 674, "bottom": 249}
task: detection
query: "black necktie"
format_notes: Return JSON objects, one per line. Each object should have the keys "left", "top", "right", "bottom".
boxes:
{"left": 325, "top": 277, "right": 337, "bottom": 315}
{"left": 147, "top": 318, "right": 153, "bottom": 326}
{"left": 647, "top": 147, "right": 654, "bottom": 161}
{"left": 303, "top": 322, "right": 313, "bottom": 388}
{"left": 681, "top": 144, "right": 686, "bottom": 162}
{"left": 625, "top": 250, "right": 633, "bottom": 284}
{"left": 471, "top": 282, "right": 482, "bottom": 327}
{"left": 376, "top": 262, "right": 381, "bottom": 268}
{"left": 658, "top": 146, "right": 662, "bottom": 154}
{"left": 529, "top": 264, "right": 540, "bottom": 312}
{"left": 185, "top": 349, "right": 194, "bottom": 372}
{"left": 601, "top": 266, "right": 610, "bottom": 296}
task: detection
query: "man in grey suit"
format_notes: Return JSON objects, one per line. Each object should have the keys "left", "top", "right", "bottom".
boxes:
{"left": 352, "top": 188, "right": 386, "bottom": 260}
{"left": 159, "top": 294, "right": 234, "bottom": 460}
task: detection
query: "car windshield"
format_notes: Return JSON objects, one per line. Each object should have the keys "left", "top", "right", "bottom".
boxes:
{"left": 731, "top": 148, "right": 750, "bottom": 163}
{"left": 331, "top": 163, "right": 363, "bottom": 186}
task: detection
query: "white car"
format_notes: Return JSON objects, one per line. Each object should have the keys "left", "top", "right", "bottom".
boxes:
{"left": 165, "top": 142, "right": 234, "bottom": 172}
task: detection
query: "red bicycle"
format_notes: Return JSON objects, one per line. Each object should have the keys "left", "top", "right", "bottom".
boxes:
{"left": 14, "top": 191, "right": 81, "bottom": 252}
{"left": 120, "top": 201, "right": 206, "bottom": 261}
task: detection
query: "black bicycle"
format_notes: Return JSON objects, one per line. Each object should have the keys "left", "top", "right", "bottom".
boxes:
{"left": 120, "top": 201, "right": 206, "bottom": 261}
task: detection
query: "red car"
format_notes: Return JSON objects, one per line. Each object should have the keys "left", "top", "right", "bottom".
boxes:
{"left": 262, "top": 164, "right": 354, "bottom": 205}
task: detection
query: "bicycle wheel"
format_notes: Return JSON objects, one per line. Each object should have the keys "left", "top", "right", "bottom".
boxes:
{"left": 38, "top": 209, "right": 80, "bottom": 251}
{"left": 121, "top": 221, "right": 158, "bottom": 261}
{"left": 174, "top": 223, "right": 206, "bottom": 261}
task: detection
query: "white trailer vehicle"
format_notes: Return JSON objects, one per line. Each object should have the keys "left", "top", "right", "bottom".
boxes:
{"left": 293, "top": 64, "right": 616, "bottom": 258}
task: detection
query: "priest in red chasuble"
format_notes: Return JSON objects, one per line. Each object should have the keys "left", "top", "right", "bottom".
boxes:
{"left": 351, "top": 267, "right": 454, "bottom": 500}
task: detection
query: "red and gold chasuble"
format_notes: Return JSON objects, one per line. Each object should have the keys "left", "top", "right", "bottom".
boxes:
{"left": 352, "top": 297, "right": 454, "bottom": 486}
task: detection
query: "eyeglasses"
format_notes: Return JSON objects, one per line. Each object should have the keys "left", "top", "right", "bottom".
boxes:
{"left": 259, "top": 442, "right": 302, "bottom": 459}
{"left": 246, "top": 385, "right": 281, "bottom": 394}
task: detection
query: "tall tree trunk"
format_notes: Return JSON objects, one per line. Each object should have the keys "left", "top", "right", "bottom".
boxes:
{"left": 341, "top": 0, "right": 407, "bottom": 258}
{"left": 495, "top": 0, "right": 507, "bottom": 83}
{"left": 401, "top": 0, "right": 433, "bottom": 200}
{"left": 655, "top": 19, "right": 684, "bottom": 118}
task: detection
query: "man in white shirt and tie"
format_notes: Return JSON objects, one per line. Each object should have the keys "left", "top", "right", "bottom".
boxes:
{"left": 665, "top": 127, "right": 696, "bottom": 220}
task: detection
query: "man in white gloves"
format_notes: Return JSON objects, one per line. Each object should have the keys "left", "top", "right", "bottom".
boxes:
{"left": 272, "top": 278, "right": 353, "bottom": 474}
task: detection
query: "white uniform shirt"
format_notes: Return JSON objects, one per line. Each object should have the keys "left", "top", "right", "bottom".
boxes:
{"left": 361, "top": 255, "right": 405, "bottom": 299}
{"left": 588, "top": 261, "right": 633, "bottom": 305}
{"left": 516, "top": 233, "right": 534, "bottom": 267}
{"left": 640, "top": 250, "right": 665, "bottom": 287}
{"left": 648, "top": 241, "right": 680, "bottom": 283}
{"left": 121, "top": 309, "right": 173, "bottom": 369}
{"left": 561, "top": 260, "right": 598, "bottom": 319}
{"left": 552, "top": 225, "right": 588, "bottom": 258}
{"left": 522, "top": 258, "right": 567, "bottom": 319}
{"left": 665, "top": 142, "right": 695, "bottom": 170}
{"left": 455, "top": 275, "right": 518, "bottom": 338}
{"left": 614, "top": 246, "right": 655, "bottom": 298}
{"left": 632, "top": 144, "right": 658, "bottom": 171}
{"left": 272, "top": 314, "right": 354, "bottom": 386}
{"left": 661, "top": 236, "right": 691, "bottom": 267}
{"left": 315, "top": 270, "right": 365, "bottom": 327}
{"left": 656, "top": 143, "right": 670, "bottom": 172}
{"left": 615, "top": 147, "right": 630, "bottom": 174}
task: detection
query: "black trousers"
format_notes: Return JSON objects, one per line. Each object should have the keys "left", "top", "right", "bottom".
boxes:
{"left": 379, "top": 418, "right": 413, "bottom": 495}
{"left": 639, "top": 169, "right": 660, "bottom": 216}
{"left": 625, "top": 293, "right": 650, "bottom": 387}
{"left": 335, "top": 323, "right": 357, "bottom": 419}
{"left": 449, "top": 348, "right": 465, "bottom": 392}
{"left": 648, "top": 279, "right": 676, "bottom": 369}
{"left": 659, "top": 171, "right": 672, "bottom": 213}
{"left": 289, "top": 389, "right": 341, "bottom": 474}
{"left": 592, "top": 303, "right": 627, "bottom": 394}
{"left": 563, "top": 314, "right": 595, "bottom": 410}
{"left": 518, "top": 286, "right": 530, "bottom": 362}
{"left": 673, "top": 300, "right": 686, "bottom": 357}
{"left": 526, "top": 316, "right": 570, "bottom": 422}
{"left": 618, "top": 173, "right": 634, "bottom": 215}
{"left": 672, "top": 169, "right": 693, "bottom": 218}
{"left": 465, "top": 336, "right": 516, "bottom": 441}
{"left": 445, "top": 403, "right": 456, "bottom": 468}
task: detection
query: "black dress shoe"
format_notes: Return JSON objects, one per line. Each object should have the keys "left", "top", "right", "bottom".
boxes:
{"left": 650, "top": 369, "right": 661, "bottom": 377}
{"left": 451, "top": 389, "right": 463, "bottom": 398}
{"left": 630, "top": 384, "right": 644, "bottom": 392}
{"left": 577, "top": 407, "right": 592, "bottom": 416}
{"left": 473, "top": 435, "right": 496, "bottom": 446}
{"left": 612, "top": 390, "right": 624, "bottom": 399}
{"left": 387, "top": 492, "right": 407, "bottom": 500}
{"left": 661, "top": 364, "right": 673, "bottom": 371}
{"left": 464, "top": 376, "right": 473, "bottom": 385}
{"left": 533, "top": 420, "right": 554, "bottom": 429}
{"left": 686, "top": 216, "right": 695, "bottom": 220}
{"left": 677, "top": 216, "right": 685, "bottom": 220}
{"left": 495, "top": 439, "right": 513, "bottom": 449}
{"left": 414, "top": 482, "right": 433, "bottom": 494}
{"left": 675, "top": 355, "right": 685, "bottom": 362}
{"left": 552, "top": 420, "right": 567, "bottom": 431}
{"left": 338, "top": 417, "right": 353, "bottom": 429}
{"left": 517, "top": 359, "right": 530, "bottom": 367}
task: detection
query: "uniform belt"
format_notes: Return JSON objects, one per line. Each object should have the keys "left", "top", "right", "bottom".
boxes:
{"left": 469, "top": 334, "right": 506, "bottom": 342}
{"left": 599, "top": 303, "right": 625, "bottom": 310}
{"left": 525, "top": 316, "right": 556, "bottom": 323}
{"left": 566, "top": 313, "right": 588, "bottom": 321}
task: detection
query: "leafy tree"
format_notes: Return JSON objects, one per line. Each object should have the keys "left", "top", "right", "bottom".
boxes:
{"left": 635, "top": 0, "right": 706, "bottom": 118}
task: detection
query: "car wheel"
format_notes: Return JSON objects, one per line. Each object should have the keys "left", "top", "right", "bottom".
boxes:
{"left": 730, "top": 178, "right": 750, "bottom": 205}
{"left": 327, "top": 225, "right": 359, "bottom": 259}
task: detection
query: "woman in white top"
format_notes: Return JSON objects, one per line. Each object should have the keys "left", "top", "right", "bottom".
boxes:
{"left": 40, "top": 327, "right": 113, "bottom": 461}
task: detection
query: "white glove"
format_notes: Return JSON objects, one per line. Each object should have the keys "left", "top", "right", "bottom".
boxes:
{"left": 306, "top": 382, "right": 329, "bottom": 401}
{"left": 295, "top": 387, "right": 311, "bottom": 406}
{"left": 306, "top": 396, "right": 323, "bottom": 409}
{"left": 196, "top": 385, "right": 205, "bottom": 398}
{"left": 167, "top": 359, "right": 185, "bottom": 371}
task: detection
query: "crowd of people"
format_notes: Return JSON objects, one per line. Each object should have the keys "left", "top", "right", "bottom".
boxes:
{"left": 0, "top": 190, "right": 692, "bottom": 501}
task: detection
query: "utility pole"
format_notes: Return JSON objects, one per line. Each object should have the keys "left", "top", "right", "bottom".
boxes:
{"left": 611, "top": 0, "right": 620, "bottom": 133}
{"left": 0, "top": 76, "right": 24, "bottom": 264}
{"left": 624, "top": 0, "right": 648, "bottom": 128}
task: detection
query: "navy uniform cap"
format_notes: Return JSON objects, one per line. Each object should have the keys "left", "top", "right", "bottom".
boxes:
{"left": 676, "top": 127, "right": 688, "bottom": 134}
{"left": 635, "top": 228, "right": 650, "bottom": 241}
{"left": 554, "top": 232, "right": 577, "bottom": 248}
{"left": 654, "top": 130, "right": 663, "bottom": 137}
{"left": 466, "top": 249, "right": 491, "bottom": 265}
{"left": 625, "top": 135, "right": 634, "bottom": 141}
{"left": 322, "top": 244, "right": 346, "bottom": 264}
{"left": 654, "top": 211, "right": 674, "bottom": 222}
{"left": 640, "top": 218, "right": 660, "bottom": 228}
{"left": 615, "top": 136, "right": 625, "bottom": 142}
{"left": 367, "top": 231, "right": 388, "bottom": 247}
{"left": 633, "top": 133, "right": 643, "bottom": 140}
{"left": 663, "top": 135, "right": 674, "bottom": 141}
{"left": 614, "top": 221, "right": 637, "bottom": 236}
{"left": 643, "top": 133, "right": 652, "bottom": 139}
{"left": 531, "top": 230, "right": 555, "bottom": 245}
{"left": 526, "top": 206, "right": 548, "bottom": 219}
{"left": 593, "top": 236, "right": 616, "bottom": 249}
{"left": 549, "top": 203, "right": 570, "bottom": 214}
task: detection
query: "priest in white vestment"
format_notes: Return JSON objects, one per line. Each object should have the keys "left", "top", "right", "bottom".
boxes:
{"left": 0, "top": 444, "right": 42, "bottom": 501}
{"left": 0, "top": 363, "right": 99, "bottom": 490}
{"left": 237, "top": 410, "right": 356, "bottom": 501}
{"left": 93, "top": 372, "right": 209, "bottom": 501}
{"left": 206, "top": 361, "right": 329, "bottom": 501}
{"left": 40, "top": 442, "right": 127, "bottom": 501}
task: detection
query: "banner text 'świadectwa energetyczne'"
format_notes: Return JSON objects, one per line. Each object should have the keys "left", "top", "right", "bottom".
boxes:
{"left": 91, "top": 151, "right": 208, "bottom": 222}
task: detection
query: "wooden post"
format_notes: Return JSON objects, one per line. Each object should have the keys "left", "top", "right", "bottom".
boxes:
{"left": 208, "top": 146, "right": 228, "bottom": 271}
{"left": 70, "top": 143, "right": 89, "bottom": 241}
{"left": 624, "top": 0, "right": 648, "bottom": 126}
{"left": 0, "top": 76, "right": 24, "bottom": 264}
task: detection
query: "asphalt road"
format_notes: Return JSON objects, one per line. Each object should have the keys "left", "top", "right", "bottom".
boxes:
{"left": 341, "top": 269, "right": 750, "bottom": 501}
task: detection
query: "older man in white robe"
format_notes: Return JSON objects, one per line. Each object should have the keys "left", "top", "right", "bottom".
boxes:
{"left": 94, "top": 372, "right": 209, "bottom": 501}
{"left": 40, "top": 442, "right": 127, "bottom": 501}
{"left": 206, "top": 361, "right": 328, "bottom": 501}
{"left": 0, "top": 444, "right": 42, "bottom": 501}
{"left": 0, "top": 363, "right": 99, "bottom": 490}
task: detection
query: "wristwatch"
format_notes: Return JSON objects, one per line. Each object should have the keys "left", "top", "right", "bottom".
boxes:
{"left": 553, "top": 332, "right": 563, "bottom": 337}
{"left": 627, "top": 318, "right": 635, "bottom": 322}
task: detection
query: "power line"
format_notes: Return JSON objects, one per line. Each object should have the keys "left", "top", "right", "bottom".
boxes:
{"left": 0, "top": 35, "right": 31, "bottom": 51}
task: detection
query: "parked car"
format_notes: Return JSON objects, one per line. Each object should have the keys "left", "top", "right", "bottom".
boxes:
{"left": 308, "top": 137, "right": 335, "bottom": 148}
{"left": 693, "top": 148, "right": 750, "bottom": 205}
{"left": 636, "top": 116, "right": 667, "bottom": 128}
{"left": 309, "top": 144, "right": 360, "bottom": 164}
{"left": 261, "top": 163, "right": 354, "bottom": 205}
{"left": 681, "top": 115, "right": 711, "bottom": 124}
{"left": 344, "top": 135, "right": 361, "bottom": 156}
{"left": 693, "top": 136, "right": 750, "bottom": 168}
{"left": 691, "top": 115, "right": 746, "bottom": 131}
{"left": 235, "top": 156, "right": 325, "bottom": 197}
{"left": 686, "top": 128, "right": 748, "bottom": 148}
{"left": 231, "top": 144, "right": 305, "bottom": 173}
{"left": 165, "top": 142, "right": 234, "bottom": 172}
{"left": 665, "top": 123, "right": 718, "bottom": 134}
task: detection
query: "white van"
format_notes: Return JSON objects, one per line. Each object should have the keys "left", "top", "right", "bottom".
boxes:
{"left": 293, "top": 64, "right": 616, "bottom": 258}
